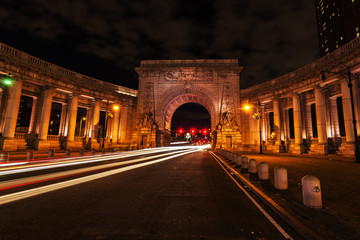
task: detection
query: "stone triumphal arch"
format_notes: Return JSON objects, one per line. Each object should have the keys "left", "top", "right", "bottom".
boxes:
{"left": 132, "top": 59, "right": 243, "bottom": 149}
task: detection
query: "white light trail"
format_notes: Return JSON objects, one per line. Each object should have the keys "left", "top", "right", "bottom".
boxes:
{"left": 0, "top": 149, "right": 195, "bottom": 189}
{"left": 0, "top": 146, "right": 202, "bottom": 176}
{"left": 0, "top": 148, "right": 200, "bottom": 206}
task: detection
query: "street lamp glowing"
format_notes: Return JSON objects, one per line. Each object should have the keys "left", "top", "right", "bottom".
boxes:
{"left": 2, "top": 78, "right": 13, "bottom": 86}
{"left": 244, "top": 105, "right": 250, "bottom": 110}
{"left": 113, "top": 105, "right": 119, "bottom": 110}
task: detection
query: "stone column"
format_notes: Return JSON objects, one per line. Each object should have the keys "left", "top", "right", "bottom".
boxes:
{"left": 3, "top": 80, "right": 22, "bottom": 138}
{"left": 352, "top": 75, "right": 360, "bottom": 132}
{"left": 112, "top": 104, "right": 120, "bottom": 143}
{"left": 27, "top": 97, "right": 38, "bottom": 134}
{"left": 84, "top": 107, "right": 92, "bottom": 139}
{"left": 0, "top": 81, "right": 26, "bottom": 151}
{"left": 341, "top": 79, "right": 355, "bottom": 142}
{"left": 273, "top": 98, "right": 281, "bottom": 145}
{"left": 293, "top": 94, "right": 302, "bottom": 145}
{"left": 38, "top": 88, "right": 53, "bottom": 141}
{"left": 119, "top": 106, "right": 128, "bottom": 143}
{"left": 89, "top": 98, "right": 101, "bottom": 140}
{"left": 330, "top": 98, "right": 340, "bottom": 137}
{"left": 66, "top": 94, "right": 78, "bottom": 141}
{"left": 58, "top": 103, "right": 67, "bottom": 136}
{"left": 315, "top": 86, "right": 327, "bottom": 144}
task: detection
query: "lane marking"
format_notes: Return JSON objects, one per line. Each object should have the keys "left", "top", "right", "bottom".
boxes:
{"left": 0, "top": 149, "right": 200, "bottom": 206}
{"left": 210, "top": 152, "right": 294, "bottom": 240}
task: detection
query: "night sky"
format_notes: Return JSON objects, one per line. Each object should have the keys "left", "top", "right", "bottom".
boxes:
{"left": 0, "top": 0, "right": 319, "bottom": 90}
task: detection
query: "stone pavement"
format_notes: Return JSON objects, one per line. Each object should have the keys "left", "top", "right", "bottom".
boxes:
{"left": 218, "top": 151, "right": 360, "bottom": 240}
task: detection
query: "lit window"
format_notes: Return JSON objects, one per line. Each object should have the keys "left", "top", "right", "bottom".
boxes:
{"left": 336, "top": 45, "right": 338, "bottom": 48}
{"left": 356, "top": 27, "right": 359, "bottom": 32}
{"left": 325, "top": 48, "right": 329, "bottom": 52}
{"left": 332, "top": 13, "right": 335, "bottom": 16}
{"left": 357, "top": 33, "right": 360, "bottom": 37}
{"left": 340, "top": 36, "right": 343, "bottom": 40}
{"left": 322, "top": 10, "right": 325, "bottom": 14}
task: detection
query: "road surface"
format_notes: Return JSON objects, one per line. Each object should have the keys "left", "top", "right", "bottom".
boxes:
{"left": 0, "top": 147, "right": 293, "bottom": 239}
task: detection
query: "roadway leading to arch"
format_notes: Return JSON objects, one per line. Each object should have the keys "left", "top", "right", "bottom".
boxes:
{"left": 0, "top": 150, "right": 291, "bottom": 240}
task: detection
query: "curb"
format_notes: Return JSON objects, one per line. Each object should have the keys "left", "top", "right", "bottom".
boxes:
{"left": 210, "top": 151, "right": 323, "bottom": 240}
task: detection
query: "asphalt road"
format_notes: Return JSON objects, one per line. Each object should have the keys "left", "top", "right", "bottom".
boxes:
{"left": 0, "top": 149, "right": 290, "bottom": 240}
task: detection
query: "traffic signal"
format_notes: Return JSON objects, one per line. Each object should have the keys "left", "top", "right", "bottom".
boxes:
{"left": 178, "top": 128, "right": 184, "bottom": 134}
{"left": 190, "top": 128, "right": 196, "bottom": 134}
{"left": 202, "top": 129, "right": 208, "bottom": 135}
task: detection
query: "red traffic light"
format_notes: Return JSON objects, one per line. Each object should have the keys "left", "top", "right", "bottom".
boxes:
{"left": 178, "top": 128, "right": 184, "bottom": 134}
{"left": 190, "top": 128, "right": 196, "bottom": 134}
{"left": 202, "top": 129, "right": 208, "bottom": 135}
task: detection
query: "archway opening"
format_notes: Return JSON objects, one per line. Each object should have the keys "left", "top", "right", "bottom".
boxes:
{"left": 170, "top": 103, "right": 211, "bottom": 143}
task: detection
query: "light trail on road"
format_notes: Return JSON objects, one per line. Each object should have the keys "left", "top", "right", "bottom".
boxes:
{"left": 0, "top": 146, "right": 207, "bottom": 206}
{"left": 0, "top": 148, "right": 200, "bottom": 190}
{"left": 0, "top": 146, "right": 208, "bottom": 176}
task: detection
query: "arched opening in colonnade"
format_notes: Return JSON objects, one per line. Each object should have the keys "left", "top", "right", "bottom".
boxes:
{"left": 170, "top": 103, "right": 211, "bottom": 143}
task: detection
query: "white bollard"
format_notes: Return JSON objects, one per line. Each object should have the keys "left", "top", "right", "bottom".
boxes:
{"left": 48, "top": 150, "right": 54, "bottom": 159}
{"left": 274, "top": 166, "right": 288, "bottom": 190}
{"left": 0, "top": 152, "right": 9, "bottom": 162}
{"left": 65, "top": 149, "right": 71, "bottom": 157}
{"left": 258, "top": 162, "right": 269, "bottom": 180}
{"left": 301, "top": 175, "right": 322, "bottom": 208}
{"left": 241, "top": 157, "right": 248, "bottom": 169}
{"left": 248, "top": 159, "right": 257, "bottom": 174}
{"left": 27, "top": 151, "right": 34, "bottom": 160}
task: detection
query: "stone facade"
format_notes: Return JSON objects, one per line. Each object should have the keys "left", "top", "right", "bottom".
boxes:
{"left": 133, "top": 60, "right": 243, "bottom": 150}
{"left": 0, "top": 42, "right": 137, "bottom": 151}
{"left": 1, "top": 36, "right": 360, "bottom": 159}
{"left": 240, "top": 37, "right": 360, "bottom": 158}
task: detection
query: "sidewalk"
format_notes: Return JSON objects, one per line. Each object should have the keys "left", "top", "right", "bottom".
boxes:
{"left": 219, "top": 151, "right": 360, "bottom": 240}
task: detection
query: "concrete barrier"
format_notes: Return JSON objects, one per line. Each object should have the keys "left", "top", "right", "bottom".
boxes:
{"left": 27, "top": 151, "right": 34, "bottom": 160}
{"left": 301, "top": 175, "right": 322, "bottom": 208}
{"left": 248, "top": 159, "right": 257, "bottom": 174}
{"left": 48, "top": 150, "right": 54, "bottom": 159}
{"left": 241, "top": 157, "right": 248, "bottom": 169}
{"left": 274, "top": 166, "right": 288, "bottom": 190}
{"left": 258, "top": 162, "right": 269, "bottom": 180}
{"left": 0, "top": 152, "right": 9, "bottom": 162}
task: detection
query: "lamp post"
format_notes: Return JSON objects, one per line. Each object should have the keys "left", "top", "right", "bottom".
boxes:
{"left": 253, "top": 101, "right": 263, "bottom": 154}
{"left": 246, "top": 101, "right": 263, "bottom": 154}
{"left": 79, "top": 117, "right": 86, "bottom": 137}
{"left": 322, "top": 67, "right": 360, "bottom": 163}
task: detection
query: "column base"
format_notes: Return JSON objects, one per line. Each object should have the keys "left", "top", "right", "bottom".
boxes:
{"left": 309, "top": 143, "right": 328, "bottom": 155}
{"left": 288, "top": 144, "right": 302, "bottom": 154}
{"left": 64, "top": 140, "right": 84, "bottom": 151}
{"left": 0, "top": 138, "right": 27, "bottom": 151}
{"left": 338, "top": 142, "right": 358, "bottom": 159}
{"left": 85, "top": 140, "right": 101, "bottom": 150}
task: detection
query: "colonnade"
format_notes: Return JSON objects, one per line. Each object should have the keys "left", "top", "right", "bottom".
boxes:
{"left": 247, "top": 77, "right": 360, "bottom": 156}
{"left": 0, "top": 80, "right": 131, "bottom": 151}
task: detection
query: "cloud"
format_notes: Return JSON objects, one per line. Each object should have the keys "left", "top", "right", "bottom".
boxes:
{"left": 0, "top": 0, "right": 319, "bottom": 89}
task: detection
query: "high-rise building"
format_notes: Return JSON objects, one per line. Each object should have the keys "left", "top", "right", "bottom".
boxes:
{"left": 314, "top": 0, "right": 360, "bottom": 56}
